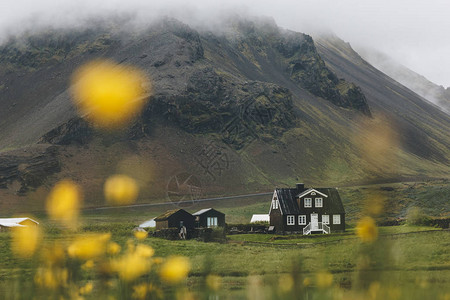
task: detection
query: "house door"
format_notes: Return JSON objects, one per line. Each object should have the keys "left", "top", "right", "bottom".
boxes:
{"left": 311, "top": 214, "right": 318, "bottom": 230}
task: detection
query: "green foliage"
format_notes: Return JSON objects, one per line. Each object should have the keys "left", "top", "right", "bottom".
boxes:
{"left": 406, "top": 207, "right": 432, "bottom": 226}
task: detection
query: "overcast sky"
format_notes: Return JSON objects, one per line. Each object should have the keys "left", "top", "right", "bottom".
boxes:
{"left": 1, "top": 0, "right": 449, "bottom": 87}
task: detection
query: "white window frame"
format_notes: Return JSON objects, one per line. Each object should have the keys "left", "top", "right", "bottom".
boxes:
{"left": 287, "top": 215, "right": 295, "bottom": 225}
{"left": 315, "top": 198, "right": 323, "bottom": 208}
{"left": 272, "top": 200, "right": 279, "bottom": 209}
{"left": 207, "top": 217, "right": 218, "bottom": 228}
{"left": 298, "top": 215, "right": 307, "bottom": 225}
{"left": 304, "top": 198, "right": 312, "bottom": 208}
{"left": 322, "top": 214, "right": 329, "bottom": 224}
{"left": 311, "top": 192, "right": 316, "bottom": 195}
{"left": 333, "top": 215, "right": 341, "bottom": 224}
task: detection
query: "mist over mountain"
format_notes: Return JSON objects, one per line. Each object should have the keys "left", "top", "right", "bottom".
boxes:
{"left": 0, "top": 17, "right": 449, "bottom": 213}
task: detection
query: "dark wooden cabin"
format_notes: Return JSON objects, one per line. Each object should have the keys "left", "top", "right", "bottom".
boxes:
{"left": 269, "top": 183, "right": 345, "bottom": 234}
{"left": 192, "top": 208, "right": 225, "bottom": 228}
{"left": 154, "top": 209, "right": 195, "bottom": 230}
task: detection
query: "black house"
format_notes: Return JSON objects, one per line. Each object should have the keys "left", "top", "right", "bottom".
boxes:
{"left": 154, "top": 209, "right": 195, "bottom": 230}
{"left": 269, "top": 183, "right": 345, "bottom": 234}
{"left": 192, "top": 208, "right": 225, "bottom": 228}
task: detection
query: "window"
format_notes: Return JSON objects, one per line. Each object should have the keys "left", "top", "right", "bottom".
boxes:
{"left": 298, "top": 215, "right": 307, "bottom": 225}
{"left": 322, "top": 215, "right": 329, "bottom": 224}
{"left": 333, "top": 215, "right": 341, "bottom": 224}
{"left": 311, "top": 192, "right": 316, "bottom": 195}
{"left": 315, "top": 198, "right": 323, "bottom": 207}
{"left": 287, "top": 215, "right": 295, "bottom": 225}
{"left": 272, "top": 200, "right": 279, "bottom": 209}
{"left": 304, "top": 198, "right": 312, "bottom": 208}
{"left": 207, "top": 217, "right": 218, "bottom": 228}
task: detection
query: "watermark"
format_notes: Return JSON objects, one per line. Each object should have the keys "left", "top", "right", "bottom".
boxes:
{"left": 166, "top": 172, "right": 203, "bottom": 208}
{"left": 195, "top": 141, "right": 231, "bottom": 181}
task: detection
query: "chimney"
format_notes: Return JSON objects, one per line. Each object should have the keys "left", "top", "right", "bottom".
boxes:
{"left": 296, "top": 183, "right": 305, "bottom": 191}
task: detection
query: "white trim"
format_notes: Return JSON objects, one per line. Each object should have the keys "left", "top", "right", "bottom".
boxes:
{"left": 297, "top": 188, "right": 328, "bottom": 198}
{"left": 287, "top": 215, "right": 295, "bottom": 225}
{"left": 298, "top": 215, "right": 307, "bottom": 225}
{"left": 333, "top": 215, "right": 341, "bottom": 224}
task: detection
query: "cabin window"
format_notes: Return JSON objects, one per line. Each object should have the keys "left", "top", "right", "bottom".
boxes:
{"left": 207, "top": 217, "right": 218, "bottom": 228}
{"left": 298, "top": 215, "right": 307, "bottom": 225}
{"left": 311, "top": 192, "right": 316, "bottom": 195}
{"left": 272, "top": 200, "right": 279, "bottom": 209}
{"left": 287, "top": 215, "right": 295, "bottom": 225}
{"left": 333, "top": 215, "right": 341, "bottom": 224}
{"left": 322, "top": 215, "right": 330, "bottom": 224}
{"left": 304, "top": 198, "right": 312, "bottom": 207}
{"left": 315, "top": 198, "right": 323, "bottom": 207}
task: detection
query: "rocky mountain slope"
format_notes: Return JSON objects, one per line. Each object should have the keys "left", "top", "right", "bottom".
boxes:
{"left": 0, "top": 18, "right": 449, "bottom": 212}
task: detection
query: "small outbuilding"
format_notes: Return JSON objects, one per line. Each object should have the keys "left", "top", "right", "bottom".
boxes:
{"left": 154, "top": 209, "right": 195, "bottom": 230}
{"left": 0, "top": 218, "right": 39, "bottom": 231}
{"left": 192, "top": 208, "right": 225, "bottom": 228}
{"left": 250, "top": 214, "right": 270, "bottom": 223}
{"left": 139, "top": 218, "right": 156, "bottom": 228}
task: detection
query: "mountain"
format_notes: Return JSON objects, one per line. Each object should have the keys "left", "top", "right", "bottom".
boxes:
{"left": 355, "top": 48, "right": 450, "bottom": 114}
{"left": 0, "top": 18, "right": 449, "bottom": 213}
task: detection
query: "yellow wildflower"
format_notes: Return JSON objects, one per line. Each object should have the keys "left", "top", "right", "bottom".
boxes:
{"left": 134, "top": 230, "right": 148, "bottom": 240}
{"left": 46, "top": 180, "right": 82, "bottom": 228}
{"left": 79, "top": 282, "right": 94, "bottom": 295}
{"left": 132, "top": 283, "right": 148, "bottom": 299}
{"left": 71, "top": 59, "right": 150, "bottom": 129}
{"left": 303, "top": 277, "right": 311, "bottom": 287}
{"left": 107, "top": 242, "right": 121, "bottom": 255}
{"left": 104, "top": 174, "right": 139, "bottom": 205}
{"left": 316, "top": 271, "right": 333, "bottom": 288}
{"left": 206, "top": 274, "right": 222, "bottom": 291}
{"left": 356, "top": 216, "right": 378, "bottom": 243}
{"left": 135, "top": 244, "right": 154, "bottom": 258}
{"left": 81, "top": 260, "right": 94, "bottom": 270}
{"left": 68, "top": 233, "right": 111, "bottom": 260}
{"left": 369, "top": 281, "right": 381, "bottom": 300}
{"left": 278, "top": 274, "right": 293, "bottom": 293}
{"left": 159, "top": 256, "right": 191, "bottom": 284}
{"left": 11, "top": 225, "right": 41, "bottom": 258}
{"left": 35, "top": 267, "right": 68, "bottom": 289}
{"left": 110, "top": 252, "right": 152, "bottom": 281}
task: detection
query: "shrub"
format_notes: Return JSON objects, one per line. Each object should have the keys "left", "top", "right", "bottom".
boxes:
{"left": 406, "top": 207, "right": 432, "bottom": 226}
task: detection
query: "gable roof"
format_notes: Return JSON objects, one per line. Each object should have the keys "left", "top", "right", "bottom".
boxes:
{"left": 275, "top": 187, "right": 345, "bottom": 215}
{"left": 250, "top": 214, "right": 270, "bottom": 223}
{"left": 0, "top": 218, "right": 39, "bottom": 227}
{"left": 297, "top": 188, "right": 328, "bottom": 198}
{"left": 139, "top": 218, "right": 156, "bottom": 228}
{"left": 154, "top": 209, "right": 191, "bottom": 221}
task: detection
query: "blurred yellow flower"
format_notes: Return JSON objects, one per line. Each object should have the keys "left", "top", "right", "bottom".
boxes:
{"left": 35, "top": 267, "right": 68, "bottom": 289}
{"left": 68, "top": 233, "right": 111, "bottom": 260}
{"left": 316, "top": 271, "right": 333, "bottom": 288}
{"left": 132, "top": 283, "right": 148, "bottom": 299}
{"left": 303, "top": 277, "right": 311, "bottom": 287}
{"left": 356, "top": 216, "right": 378, "bottom": 243}
{"left": 135, "top": 244, "right": 154, "bottom": 258}
{"left": 110, "top": 251, "right": 152, "bottom": 281}
{"left": 206, "top": 274, "right": 222, "bottom": 291}
{"left": 71, "top": 59, "right": 150, "bottom": 129}
{"left": 11, "top": 225, "right": 41, "bottom": 258}
{"left": 107, "top": 242, "right": 121, "bottom": 255}
{"left": 278, "top": 274, "right": 293, "bottom": 293}
{"left": 79, "top": 282, "right": 94, "bottom": 295}
{"left": 104, "top": 174, "right": 139, "bottom": 205}
{"left": 159, "top": 256, "right": 191, "bottom": 284}
{"left": 46, "top": 180, "right": 82, "bottom": 228}
{"left": 369, "top": 281, "right": 381, "bottom": 300}
{"left": 134, "top": 230, "right": 148, "bottom": 240}
{"left": 81, "top": 260, "right": 95, "bottom": 270}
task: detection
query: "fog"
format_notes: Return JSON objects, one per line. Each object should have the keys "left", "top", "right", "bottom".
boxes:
{"left": 1, "top": 0, "right": 449, "bottom": 88}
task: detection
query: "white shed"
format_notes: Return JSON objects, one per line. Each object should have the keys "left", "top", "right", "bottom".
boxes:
{"left": 250, "top": 214, "right": 270, "bottom": 223}
{"left": 139, "top": 218, "right": 156, "bottom": 228}
{"left": 0, "top": 218, "right": 39, "bottom": 231}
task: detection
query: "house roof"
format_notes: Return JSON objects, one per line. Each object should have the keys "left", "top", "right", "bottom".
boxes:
{"left": 0, "top": 218, "right": 39, "bottom": 227}
{"left": 192, "top": 208, "right": 224, "bottom": 216}
{"left": 154, "top": 209, "right": 192, "bottom": 221}
{"left": 275, "top": 187, "right": 345, "bottom": 215}
{"left": 139, "top": 218, "right": 156, "bottom": 228}
{"left": 250, "top": 214, "right": 270, "bottom": 223}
